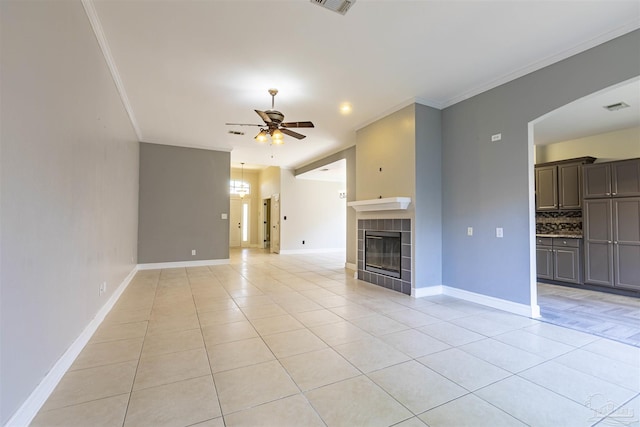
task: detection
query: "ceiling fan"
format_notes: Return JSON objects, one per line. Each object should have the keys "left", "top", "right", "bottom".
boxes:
{"left": 225, "top": 88, "right": 314, "bottom": 144}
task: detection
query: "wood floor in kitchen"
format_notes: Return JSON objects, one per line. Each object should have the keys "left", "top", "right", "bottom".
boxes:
{"left": 538, "top": 282, "right": 640, "bottom": 347}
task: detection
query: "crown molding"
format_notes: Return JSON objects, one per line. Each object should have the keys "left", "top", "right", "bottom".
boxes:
{"left": 140, "top": 140, "right": 233, "bottom": 153}
{"left": 442, "top": 21, "right": 640, "bottom": 109}
{"left": 354, "top": 96, "right": 445, "bottom": 132}
{"left": 82, "top": 0, "right": 143, "bottom": 141}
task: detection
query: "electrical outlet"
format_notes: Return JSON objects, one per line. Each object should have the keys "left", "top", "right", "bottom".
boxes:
{"left": 99, "top": 282, "right": 107, "bottom": 296}
{"left": 496, "top": 227, "right": 504, "bottom": 238}
{"left": 491, "top": 133, "right": 502, "bottom": 142}
{"left": 191, "top": 249, "right": 196, "bottom": 256}
{"left": 467, "top": 227, "right": 473, "bottom": 236}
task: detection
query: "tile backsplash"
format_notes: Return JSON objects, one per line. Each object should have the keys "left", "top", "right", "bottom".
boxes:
{"left": 536, "top": 211, "right": 582, "bottom": 235}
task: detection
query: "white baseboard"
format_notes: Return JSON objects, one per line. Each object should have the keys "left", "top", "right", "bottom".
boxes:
{"left": 410, "top": 284, "right": 539, "bottom": 318}
{"left": 5, "top": 267, "right": 137, "bottom": 427}
{"left": 278, "top": 248, "right": 345, "bottom": 255}
{"left": 412, "top": 286, "right": 443, "bottom": 298}
{"left": 345, "top": 262, "right": 357, "bottom": 271}
{"left": 442, "top": 286, "right": 540, "bottom": 318}
{"left": 137, "top": 258, "right": 230, "bottom": 270}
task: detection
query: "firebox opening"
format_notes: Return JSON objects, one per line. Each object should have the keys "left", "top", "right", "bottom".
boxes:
{"left": 365, "top": 230, "right": 401, "bottom": 278}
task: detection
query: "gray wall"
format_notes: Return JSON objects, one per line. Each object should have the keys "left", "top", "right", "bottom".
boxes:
{"left": 138, "top": 143, "right": 230, "bottom": 263}
{"left": 296, "top": 146, "right": 356, "bottom": 264}
{"left": 414, "top": 104, "right": 443, "bottom": 288}
{"left": 442, "top": 30, "right": 640, "bottom": 305}
{"left": 0, "top": 1, "right": 139, "bottom": 423}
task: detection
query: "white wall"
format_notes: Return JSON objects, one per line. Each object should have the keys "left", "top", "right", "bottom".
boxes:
{"left": 279, "top": 169, "right": 346, "bottom": 252}
{"left": 1, "top": 1, "right": 139, "bottom": 423}
{"left": 535, "top": 126, "right": 640, "bottom": 163}
{"left": 259, "top": 166, "right": 281, "bottom": 200}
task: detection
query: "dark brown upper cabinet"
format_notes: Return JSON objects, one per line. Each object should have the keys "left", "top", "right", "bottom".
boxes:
{"left": 535, "top": 157, "right": 595, "bottom": 212}
{"left": 584, "top": 158, "right": 640, "bottom": 199}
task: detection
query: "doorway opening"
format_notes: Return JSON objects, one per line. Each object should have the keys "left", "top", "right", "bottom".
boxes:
{"left": 230, "top": 198, "right": 250, "bottom": 248}
{"left": 262, "top": 198, "right": 271, "bottom": 249}
{"left": 229, "top": 166, "right": 252, "bottom": 248}
{"left": 529, "top": 77, "right": 640, "bottom": 345}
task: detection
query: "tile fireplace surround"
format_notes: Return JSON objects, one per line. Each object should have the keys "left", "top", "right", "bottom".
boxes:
{"left": 358, "top": 219, "right": 412, "bottom": 295}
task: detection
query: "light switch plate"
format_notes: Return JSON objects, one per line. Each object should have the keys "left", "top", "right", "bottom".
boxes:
{"left": 496, "top": 227, "right": 504, "bottom": 238}
{"left": 221, "top": 213, "right": 228, "bottom": 219}
{"left": 467, "top": 227, "right": 473, "bottom": 236}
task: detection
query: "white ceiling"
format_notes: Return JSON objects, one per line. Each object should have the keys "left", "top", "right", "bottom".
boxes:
{"left": 296, "top": 158, "right": 347, "bottom": 182}
{"left": 90, "top": 0, "right": 640, "bottom": 170}
{"left": 534, "top": 78, "right": 640, "bottom": 145}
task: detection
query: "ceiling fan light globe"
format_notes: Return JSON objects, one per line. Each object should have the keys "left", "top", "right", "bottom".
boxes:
{"left": 255, "top": 130, "right": 268, "bottom": 143}
{"left": 272, "top": 129, "right": 284, "bottom": 140}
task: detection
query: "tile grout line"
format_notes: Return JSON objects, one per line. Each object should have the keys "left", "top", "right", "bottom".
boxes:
{"left": 189, "top": 265, "right": 227, "bottom": 426}
{"left": 120, "top": 269, "right": 160, "bottom": 427}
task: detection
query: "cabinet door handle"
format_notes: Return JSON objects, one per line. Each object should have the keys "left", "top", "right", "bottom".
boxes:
{"left": 607, "top": 241, "right": 612, "bottom": 244}
{"left": 606, "top": 192, "right": 611, "bottom": 196}
{"left": 614, "top": 241, "right": 618, "bottom": 245}
{"left": 612, "top": 192, "right": 617, "bottom": 196}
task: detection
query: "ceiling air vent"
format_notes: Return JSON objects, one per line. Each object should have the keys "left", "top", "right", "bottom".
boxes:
{"left": 310, "top": 0, "right": 356, "bottom": 15}
{"left": 228, "top": 130, "right": 245, "bottom": 135}
{"left": 603, "top": 102, "right": 630, "bottom": 112}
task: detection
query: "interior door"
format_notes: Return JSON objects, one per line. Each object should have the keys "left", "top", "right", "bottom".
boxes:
{"left": 270, "top": 194, "right": 280, "bottom": 254}
{"left": 262, "top": 199, "right": 271, "bottom": 249}
{"left": 229, "top": 198, "right": 242, "bottom": 248}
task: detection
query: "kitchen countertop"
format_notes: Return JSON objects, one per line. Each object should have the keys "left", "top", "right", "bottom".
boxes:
{"left": 536, "top": 234, "right": 583, "bottom": 239}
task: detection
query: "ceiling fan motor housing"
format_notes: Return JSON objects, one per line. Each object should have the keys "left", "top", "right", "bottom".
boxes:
{"left": 265, "top": 110, "right": 284, "bottom": 124}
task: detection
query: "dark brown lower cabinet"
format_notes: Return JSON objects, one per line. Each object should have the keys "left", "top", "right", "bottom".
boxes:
{"left": 584, "top": 197, "right": 640, "bottom": 291}
{"left": 536, "top": 243, "right": 553, "bottom": 280}
{"left": 536, "top": 237, "right": 582, "bottom": 284}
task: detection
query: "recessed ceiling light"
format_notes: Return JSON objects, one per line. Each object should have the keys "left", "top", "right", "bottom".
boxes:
{"left": 603, "top": 102, "right": 630, "bottom": 111}
{"left": 339, "top": 102, "right": 352, "bottom": 114}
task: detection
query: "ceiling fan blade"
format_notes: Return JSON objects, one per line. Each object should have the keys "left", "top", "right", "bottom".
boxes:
{"left": 225, "top": 122, "right": 262, "bottom": 127}
{"left": 280, "top": 128, "right": 306, "bottom": 140}
{"left": 255, "top": 110, "right": 272, "bottom": 124}
{"left": 281, "top": 121, "right": 314, "bottom": 128}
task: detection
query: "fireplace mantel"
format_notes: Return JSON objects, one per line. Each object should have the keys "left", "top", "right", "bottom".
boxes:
{"left": 348, "top": 197, "right": 411, "bottom": 212}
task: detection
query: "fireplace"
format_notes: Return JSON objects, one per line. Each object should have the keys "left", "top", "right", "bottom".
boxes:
{"left": 357, "top": 219, "right": 411, "bottom": 295}
{"left": 365, "top": 231, "right": 401, "bottom": 278}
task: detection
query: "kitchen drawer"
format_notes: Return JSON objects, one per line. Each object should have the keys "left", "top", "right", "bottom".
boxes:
{"left": 552, "top": 237, "right": 581, "bottom": 248}
{"left": 536, "top": 237, "right": 553, "bottom": 246}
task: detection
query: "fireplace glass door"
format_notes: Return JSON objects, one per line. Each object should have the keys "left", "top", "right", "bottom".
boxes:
{"left": 365, "top": 231, "right": 401, "bottom": 278}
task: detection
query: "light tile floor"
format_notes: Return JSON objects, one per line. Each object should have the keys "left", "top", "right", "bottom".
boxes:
{"left": 32, "top": 249, "right": 640, "bottom": 427}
